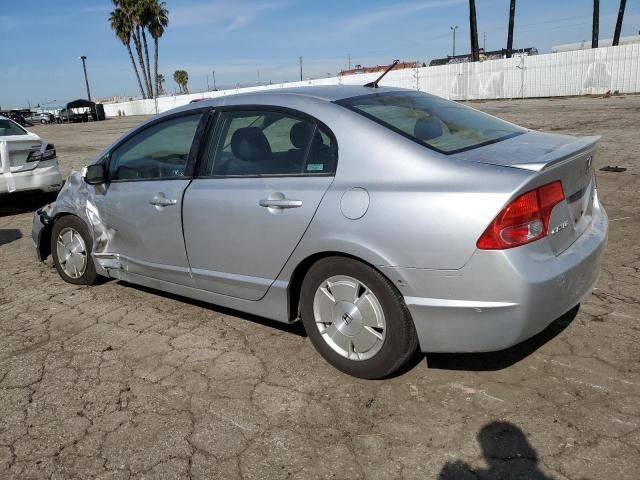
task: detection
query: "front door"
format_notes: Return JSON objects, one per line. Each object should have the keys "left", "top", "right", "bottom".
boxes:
{"left": 182, "top": 108, "right": 337, "bottom": 300}
{"left": 95, "top": 112, "right": 204, "bottom": 285}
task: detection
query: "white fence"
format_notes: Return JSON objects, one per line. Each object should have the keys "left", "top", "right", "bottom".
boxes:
{"left": 103, "top": 43, "right": 640, "bottom": 117}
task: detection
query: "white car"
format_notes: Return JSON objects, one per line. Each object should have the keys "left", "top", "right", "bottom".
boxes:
{"left": 0, "top": 115, "right": 63, "bottom": 194}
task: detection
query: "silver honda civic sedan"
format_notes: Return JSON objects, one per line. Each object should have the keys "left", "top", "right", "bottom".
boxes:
{"left": 32, "top": 85, "right": 608, "bottom": 378}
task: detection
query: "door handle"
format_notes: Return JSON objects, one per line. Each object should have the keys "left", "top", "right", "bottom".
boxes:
{"left": 149, "top": 194, "right": 177, "bottom": 207}
{"left": 259, "top": 198, "right": 303, "bottom": 209}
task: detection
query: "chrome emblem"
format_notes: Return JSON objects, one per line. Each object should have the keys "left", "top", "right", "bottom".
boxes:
{"left": 342, "top": 312, "right": 353, "bottom": 325}
{"left": 585, "top": 156, "right": 592, "bottom": 170}
{"left": 550, "top": 220, "right": 569, "bottom": 235}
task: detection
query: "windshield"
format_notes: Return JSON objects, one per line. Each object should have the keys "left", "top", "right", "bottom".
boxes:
{"left": 0, "top": 118, "right": 28, "bottom": 136}
{"left": 336, "top": 91, "right": 524, "bottom": 154}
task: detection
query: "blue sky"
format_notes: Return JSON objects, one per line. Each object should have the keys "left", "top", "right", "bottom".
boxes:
{"left": 1, "top": 0, "right": 639, "bottom": 108}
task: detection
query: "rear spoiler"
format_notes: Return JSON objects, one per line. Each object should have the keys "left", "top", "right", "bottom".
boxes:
{"left": 513, "top": 135, "right": 601, "bottom": 172}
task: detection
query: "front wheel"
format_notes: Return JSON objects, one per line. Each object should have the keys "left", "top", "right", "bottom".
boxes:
{"left": 51, "top": 216, "right": 99, "bottom": 285}
{"left": 300, "top": 257, "right": 418, "bottom": 379}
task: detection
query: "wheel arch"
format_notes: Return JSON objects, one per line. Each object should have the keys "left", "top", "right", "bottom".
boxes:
{"left": 38, "top": 212, "right": 76, "bottom": 261}
{"left": 286, "top": 251, "right": 403, "bottom": 322}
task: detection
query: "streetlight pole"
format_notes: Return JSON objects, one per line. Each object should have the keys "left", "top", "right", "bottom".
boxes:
{"left": 212, "top": 70, "right": 216, "bottom": 90}
{"left": 299, "top": 56, "right": 303, "bottom": 81}
{"left": 79, "top": 55, "right": 92, "bottom": 101}
{"left": 450, "top": 25, "right": 459, "bottom": 57}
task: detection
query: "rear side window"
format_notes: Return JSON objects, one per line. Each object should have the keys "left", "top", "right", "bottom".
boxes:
{"left": 109, "top": 113, "right": 202, "bottom": 181}
{"left": 200, "top": 110, "right": 337, "bottom": 177}
{"left": 0, "top": 119, "right": 27, "bottom": 136}
{"left": 337, "top": 91, "right": 523, "bottom": 154}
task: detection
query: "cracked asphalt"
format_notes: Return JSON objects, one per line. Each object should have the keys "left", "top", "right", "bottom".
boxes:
{"left": 1, "top": 96, "right": 639, "bottom": 479}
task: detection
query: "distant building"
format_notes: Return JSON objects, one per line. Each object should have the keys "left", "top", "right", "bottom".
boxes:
{"left": 429, "top": 47, "right": 538, "bottom": 67}
{"left": 552, "top": 34, "right": 640, "bottom": 53}
{"left": 338, "top": 61, "right": 424, "bottom": 76}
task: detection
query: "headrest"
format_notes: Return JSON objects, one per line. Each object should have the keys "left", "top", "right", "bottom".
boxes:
{"left": 230, "top": 127, "right": 271, "bottom": 162}
{"left": 290, "top": 122, "right": 314, "bottom": 149}
{"left": 414, "top": 117, "right": 443, "bottom": 141}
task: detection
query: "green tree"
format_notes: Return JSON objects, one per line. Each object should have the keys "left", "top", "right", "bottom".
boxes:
{"left": 147, "top": 1, "right": 169, "bottom": 98}
{"left": 156, "top": 73, "right": 166, "bottom": 95}
{"left": 109, "top": 0, "right": 169, "bottom": 99}
{"left": 109, "top": 7, "right": 146, "bottom": 98}
{"left": 173, "top": 70, "right": 189, "bottom": 94}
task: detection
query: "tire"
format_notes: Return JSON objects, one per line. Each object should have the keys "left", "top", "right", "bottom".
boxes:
{"left": 51, "top": 216, "right": 99, "bottom": 285}
{"left": 300, "top": 257, "right": 418, "bottom": 379}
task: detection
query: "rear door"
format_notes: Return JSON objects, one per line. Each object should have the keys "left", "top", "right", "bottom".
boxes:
{"left": 94, "top": 111, "right": 205, "bottom": 285}
{"left": 182, "top": 107, "right": 337, "bottom": 300}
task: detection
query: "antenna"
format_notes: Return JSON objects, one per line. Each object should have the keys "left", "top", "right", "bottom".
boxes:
{"left": 364, "top": 59, "right": 400, "bottom": 88}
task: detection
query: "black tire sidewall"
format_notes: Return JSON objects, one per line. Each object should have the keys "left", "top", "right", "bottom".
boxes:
{"left": 51, "top": 216, "right": 98, "bottom": 285}
{"left": 300, "top": 257, "right": 417, "bottom": 379}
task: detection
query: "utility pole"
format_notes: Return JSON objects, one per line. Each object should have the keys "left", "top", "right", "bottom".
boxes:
{"left": 299, "top": 56, "right": 303, "bottom": 81}
{"left": 483, "top": 32, "right": 486, "bottom": 52}
{"left": 507, "top": 0, "right": 516, "bottom": 58}
{"left": 592, "top": 0, "right": 599, "bottom": 48}
{"left": 212, "top": 70, "right": 216, "bottom": 90}
{"left": 469, "top": 0, "right": 480, "bottom": 62}
{"left": 206, "top": 74, "right": 210, "bottom": 91}
{"left": 613, "top": 0, "right": 626, "bottom": 46}
{"left": 79, "top": 55, "right": 92, "bottom": 101}
{"left": 450, "top": 25, "right": 459, "bottom": 56}
{"left": 348, "top": 53, "right": 351, "bottom": 70}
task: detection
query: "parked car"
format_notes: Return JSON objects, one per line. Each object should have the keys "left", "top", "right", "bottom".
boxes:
{"left": 32, "top": 86, "right": 608, "bottom": 378}
{"left": 0, "top": 115, "right": 63, "bottom": 194}
{"left": 25, "top": 112, "right": 54, "bottom": 124}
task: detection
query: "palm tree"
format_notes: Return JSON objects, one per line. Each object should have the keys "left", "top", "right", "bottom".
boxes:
{"left": 506, "top": 0, "right": 516, "bottom": 58}
{"left": 109, "top": 7, "right": 146, "bottom": 98}
{"left": 148, "top": 1, "right": 169, "bottom": 98}
{"left": 113, "top": 0, "right": 152, "bottom": 98}
{"left": 173, "top": 70, "right": 189, "bottom": 94}
{"left": 156, "top": 74, "right": 166, "bottom": 95}
{"left": 613, "top": 0, "right": 626, "bottom": 46}
{"left": 135, "top": 1, "right": 154, "bottom": 97}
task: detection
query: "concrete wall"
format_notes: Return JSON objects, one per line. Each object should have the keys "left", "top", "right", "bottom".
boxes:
{"left": 103, "top": 43, "right": 640, "bottom": 117}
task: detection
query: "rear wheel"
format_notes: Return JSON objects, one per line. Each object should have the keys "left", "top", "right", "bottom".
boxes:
{"left": 51, "top": 216, "right": 99, "bottom": 285}
{"left": 300, "top": 257, "right": 418, "bottom": 379}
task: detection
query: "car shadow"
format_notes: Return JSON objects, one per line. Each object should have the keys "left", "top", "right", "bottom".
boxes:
{"left": 424, "top": 306, "right": 579, "bottom": 372}
{"left": 114, "top": 281, "right": 578, "bottom": 373}
{"left": 117, "top": 281, "right": 307, "bottom": 337}
{"left": 438, "top": 420, "right": 556, "bottom": 479}
{"left": 0, "top": 228, "right": 22, "bottom": 247}
{"left": 0, "top": 192, "right": 57, "bottom": 218}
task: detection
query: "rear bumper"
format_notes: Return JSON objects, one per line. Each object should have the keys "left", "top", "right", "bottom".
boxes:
{"left": 392, "top": 194, "right": 608, "bottom": 353}
{"left": 0, "top": 164, "right": 63, "bottom": 194}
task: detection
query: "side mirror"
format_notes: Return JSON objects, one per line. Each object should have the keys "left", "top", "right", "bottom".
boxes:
{"left": 84, "top": 164, "right": 106, "bottom": 185}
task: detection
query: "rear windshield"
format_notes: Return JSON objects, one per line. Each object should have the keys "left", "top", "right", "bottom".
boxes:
{"left": 0, "top": 118, "right": 27, "bottom": 137}
{"left": 336, "top": 91, "right": 524, "bottom": 154}
{"left": 0, "top": 119, "right": 28, "bottom": 136}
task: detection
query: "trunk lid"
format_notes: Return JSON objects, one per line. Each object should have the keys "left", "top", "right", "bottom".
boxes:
{"left": 453, "top": 131, "right": 599, "bottom": 255}
{"left": 0, "top": 133, "right": 44, "bottom": 174}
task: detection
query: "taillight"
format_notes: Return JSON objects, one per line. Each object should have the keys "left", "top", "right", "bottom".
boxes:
{"left": 477, "top": 181, "right": 564, "bottom": 250}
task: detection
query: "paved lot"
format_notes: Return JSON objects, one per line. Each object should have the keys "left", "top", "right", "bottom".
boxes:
{"left": 1, "top": 97, "right": 639, "bottom": 479}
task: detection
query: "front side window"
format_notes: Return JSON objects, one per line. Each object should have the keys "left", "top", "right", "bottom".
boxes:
{"left": 337, "top": 91, "right": 524, "bottom": 154}
{"left": 200, "top": 110, "right": 336, "bottom": 177}
{"left": 0, "top": 119, "right": 28, "bottom": 136}
{"left": 109, "top": 113, "right": 202, "bottom": 181}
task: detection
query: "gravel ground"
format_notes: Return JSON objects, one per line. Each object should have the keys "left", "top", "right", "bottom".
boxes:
{"left": 1, "top": 96, "right": 639, "bottom": 479}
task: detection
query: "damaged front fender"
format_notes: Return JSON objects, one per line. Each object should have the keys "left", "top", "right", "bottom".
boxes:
{"left": 31, "top": 170, "right": 115, "bottom": 274}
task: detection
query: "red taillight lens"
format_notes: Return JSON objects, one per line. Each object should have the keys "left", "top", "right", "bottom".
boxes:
{"left": 477, "top": 181, "right": 564, "bottom": 250}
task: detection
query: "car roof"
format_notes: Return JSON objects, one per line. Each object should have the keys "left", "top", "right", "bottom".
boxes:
{"left": 249, "top": 84, "right": 407, "bottom": 101}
